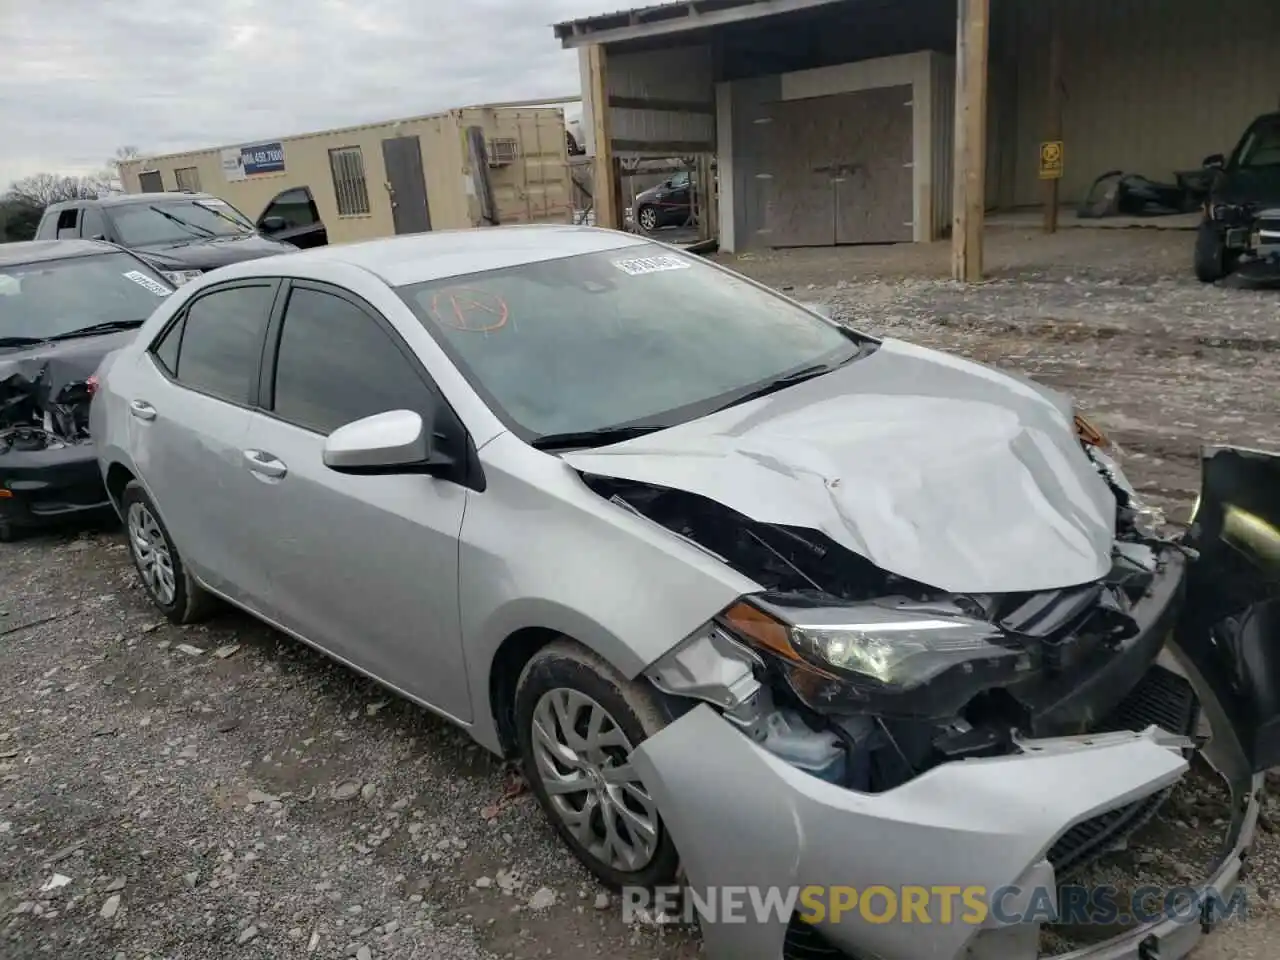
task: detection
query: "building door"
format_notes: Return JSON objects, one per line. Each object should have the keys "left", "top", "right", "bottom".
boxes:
{"left": 766, "top": 97, "right": 838, "bottom": 247}
{"left": 764, "top": 86, "right": 915, "bottom": 247}
{"left": 380, "top": 136, "right": 432, "bottom": 235}
{"left": 831, "top": 86, "right": 914, "bottom": 244}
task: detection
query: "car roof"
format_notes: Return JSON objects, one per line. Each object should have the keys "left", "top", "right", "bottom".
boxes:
{"left": 45, "top": 192, "right": 218, "bottom": 211}
{"left": 212, "top": 224, "right": 654, "bottom": 287}
{"left": 0, "top": 238, "right": 128, "bottom": 267}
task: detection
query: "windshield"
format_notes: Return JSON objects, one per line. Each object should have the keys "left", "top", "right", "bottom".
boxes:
{"left": 1232, "top": 117, "right": 1280, "bottom": 169}
{"left": 108, "top": 198, "right": 256, "bottom": 245}
{"left": 398, "top": 245, "right": 864, "bottom": 441}
{"left": 0, "top": 252, "right": 173, "bottom": 345}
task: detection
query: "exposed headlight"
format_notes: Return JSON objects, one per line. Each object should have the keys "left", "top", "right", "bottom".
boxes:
{"left": 161, "top": 269, "right": 203, "bottom": 286}
{"left": 717, "top": 598, "right": 1034, "bottom": 719}
{"left": 1076, "top": 408, "right": 1166, "bottom": 534}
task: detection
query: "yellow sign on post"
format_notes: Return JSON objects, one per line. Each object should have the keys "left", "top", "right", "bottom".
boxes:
{"left": 1040, "top": 140, "right": 1064, "bottom": 180}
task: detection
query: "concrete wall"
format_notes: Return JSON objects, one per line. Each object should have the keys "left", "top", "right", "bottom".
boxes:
{"left": 717, "top": 51, "right": 954, "bottom": 251}
{"left": 994, "top": 0, "right": 1280, "bottom": 206}
{"left": 120, "top": 109, "right": 573, "bottom": 244}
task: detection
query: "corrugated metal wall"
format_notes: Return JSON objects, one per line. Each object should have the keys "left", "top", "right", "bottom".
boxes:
{"left": 581, "top": 44, "right": 716, "bottom": 156}
{"left": 998, "top": 0, "right": 1280, "bottom": 206}
{"left": 930, "top": 53, "right": 955, "bottom": 238}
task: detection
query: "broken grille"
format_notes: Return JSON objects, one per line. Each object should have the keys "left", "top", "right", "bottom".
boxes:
{"left": 1046, "top": 665, "right": 1198, "bottom": 876}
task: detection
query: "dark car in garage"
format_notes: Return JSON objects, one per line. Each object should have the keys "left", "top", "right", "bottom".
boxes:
{"left": 634, "top": 171, "right": 693, "bottom": 233}
{"left": 1194, "top": 111, "right": 1280, "bottom": 282}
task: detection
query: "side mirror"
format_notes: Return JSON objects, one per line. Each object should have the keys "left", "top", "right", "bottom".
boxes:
{"left": 800, "top": 301, "right": 834, "bottom": 319}
{"left": 1204, "top": 153, "right": 1226, "bottom": 169}
{"left": 89, "top": 234, "right": 106, "bottom": 242}
{"left": 259, "top": 214, "right": 288, "bottom": 234}
{"left": 323, "top": 409, "right": 434, "bottom": 474}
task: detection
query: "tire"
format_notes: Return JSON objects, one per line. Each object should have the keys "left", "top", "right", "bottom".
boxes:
{"left": 1194, "top": 221, "right": 1230, "bottom": 283}
{"left": 636, "top": 205, "right": 660, "bottom": 233}
{"left": 120, "top": 481, "right": 217, "bottom": 624}
{"left": 514, "top": 639, "right": 679, "bottom": 890}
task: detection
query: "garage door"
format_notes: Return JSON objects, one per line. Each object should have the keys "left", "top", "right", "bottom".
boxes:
{"left": 765, "top": 86, "right": 914, "bottom": 247}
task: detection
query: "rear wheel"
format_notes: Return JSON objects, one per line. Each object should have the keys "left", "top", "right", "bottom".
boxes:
{"left": 1194, "top": 221, "right": 1230, "bottom": 283}
{"left": 514, "top": 639, "right": 679, "bottom": 890}
{"left": 121, "top": 481, "right": 217, "bottom": 624}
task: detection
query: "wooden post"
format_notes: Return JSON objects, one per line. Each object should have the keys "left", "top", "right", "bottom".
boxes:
{"left": 951, "top": 0, "right": 990, "bottom": 282}
{"left": 1043, "top": 9, "right": 1063, "bottom": 233}
{"left": 587, "top": 44, "right": 620, "bottom": 230}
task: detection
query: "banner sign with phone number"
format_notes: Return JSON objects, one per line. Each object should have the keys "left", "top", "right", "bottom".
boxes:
{"left": 220, "top": 142, "right": 285, "bottom": 182}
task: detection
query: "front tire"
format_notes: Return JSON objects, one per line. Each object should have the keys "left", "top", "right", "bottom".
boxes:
{"left": 514, "top": 639, "right": 679, "bottom": 890}
{"left": 636, "top": 205, "right": 660, "bottom": 233}
{"left": 1194, "top": 221, "right": 1230, "bottom": 283}
{"left": 121, "top": 481, "right": 216, "bottom": 624}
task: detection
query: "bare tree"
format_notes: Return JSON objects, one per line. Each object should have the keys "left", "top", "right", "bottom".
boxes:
{"left": 4, "top": 172, "right": 107, "bottom": 208}
{"left": 109, "top": 145, "right": 141, "bottom": 174}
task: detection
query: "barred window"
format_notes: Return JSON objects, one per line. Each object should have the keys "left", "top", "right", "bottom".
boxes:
{"left": 329, "top": 146, "right": 370, "bottom": 216}
{"left": 488, "top": 138, "right": 519, "bottom": 165}
{"left": 174, "top": 166, "right": 201, "bottom": 191}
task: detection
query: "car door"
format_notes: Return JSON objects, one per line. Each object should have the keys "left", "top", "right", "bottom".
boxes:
{"left": 129, "top": 280, "right": 279, "bottom": 605}
{"left": 256, "top": 187, "right": 328, "bottom": 248}
{"left": 239, "top": 280, "right": 471, "bottom": 721}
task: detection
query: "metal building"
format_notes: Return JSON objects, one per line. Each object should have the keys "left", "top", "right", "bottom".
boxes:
{"left": 556, "top": 0, "right": 1280, "bottom": 279}
{"left": 118, "top": 107, "right": 575, "bottom": 246}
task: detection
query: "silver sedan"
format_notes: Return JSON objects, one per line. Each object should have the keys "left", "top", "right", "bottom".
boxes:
{"left": 91, "top": 225, "right": 1279, "bottom": 960}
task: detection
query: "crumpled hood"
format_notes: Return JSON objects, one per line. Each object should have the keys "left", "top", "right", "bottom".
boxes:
{"left": 563, "top": 338, "right": 1118, "bottom": 594}
{"left": 1, "top": 330, "right": 135, "bottom": 425}
{"left": 132, "top": 234, "right": 294, "bottom": 272}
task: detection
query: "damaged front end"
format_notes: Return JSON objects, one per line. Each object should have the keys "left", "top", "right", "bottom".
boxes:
{"left": 587, "top": 440, "right": 1280, "bottom": 960}
{"left": 1, "top": 353, "right": 108, "bottom": 536}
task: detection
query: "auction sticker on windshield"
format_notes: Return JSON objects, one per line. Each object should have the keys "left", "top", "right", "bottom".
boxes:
{"left": 123, "top": 271, "right": 173, "bottom": 296}
{"left": 612, "top": 255, "right": 691, "bottom": 276}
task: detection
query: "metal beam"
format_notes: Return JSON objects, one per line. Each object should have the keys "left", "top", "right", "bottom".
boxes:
{"left": 951, "top": 0, "right": 989, "bottom": 283}
{"left": 587, "top": 45, "right": 622, "bottom": 230}
{"left": 554, "top": 0, "right": 847, "bottom": 49}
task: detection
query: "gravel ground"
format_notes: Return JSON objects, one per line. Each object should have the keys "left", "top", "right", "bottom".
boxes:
{"left": 3, "top": 225, "right": 1280, "bottom": 959}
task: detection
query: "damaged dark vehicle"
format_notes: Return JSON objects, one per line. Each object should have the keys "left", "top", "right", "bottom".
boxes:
{"left": 0, "top": 240, "right": 173, "bottom": 540}
{"left": 1196, "top": 110, "right": 1280, "bottom": 282}
{"left": 91, "top": 229, "right": 1280, "bottom": 960}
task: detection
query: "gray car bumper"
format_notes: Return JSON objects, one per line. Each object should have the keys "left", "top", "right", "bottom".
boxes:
{"left": 632, "top": 705, "right": 1261, "bottom": 960}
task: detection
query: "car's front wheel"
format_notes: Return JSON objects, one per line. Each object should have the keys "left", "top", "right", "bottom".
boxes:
{"left": 636, "top": 205, "right": 660, "bottom": 233}
{"left": 514, "top": 639, "right": 679, "bottom": 890}
{"left": 121, "top": 481, "right": 217, "bottom": 624}
{"left": 1194, "top": 220, "right": 1232, "bottom": 283}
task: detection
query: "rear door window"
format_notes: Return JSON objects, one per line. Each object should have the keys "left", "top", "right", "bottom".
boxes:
{"left": 159, "top": 283, "right": 276, "bottom": 404}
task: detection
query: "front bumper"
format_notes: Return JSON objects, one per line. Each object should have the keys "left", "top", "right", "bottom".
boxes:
{"left": 630, "top": 446, "right": 1280, "bottom": 960}
{"left": 633, "top": 703, "right": 1258, "bottom": 960}
{"left": 0, "top": 441, "right": 112, "bottom": 530}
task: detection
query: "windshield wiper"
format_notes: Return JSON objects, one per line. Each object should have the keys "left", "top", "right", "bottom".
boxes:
{"left": 149, "top": 205, "right": 217, "bottom": 239}
{"left": 194, "top": 201, "right": 253, "bottom": 234}
{"left": 0, "top": 336, "right": 50, "bottom": 348}
{"left": 531, "top": 423, "right": 668, "bottom": 451}
{"left": 46, "top": 319, "right": 145, "bottom": 342}
{"left": 713, "top": 362, "right": 841, "bottom": 413}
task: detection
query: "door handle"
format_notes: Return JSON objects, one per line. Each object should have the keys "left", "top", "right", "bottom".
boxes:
{"left": 129, "top": 400, "right": 157, "bottom": 421}
{"left": 243, "top": 449, "right": 288, "bottom": 479}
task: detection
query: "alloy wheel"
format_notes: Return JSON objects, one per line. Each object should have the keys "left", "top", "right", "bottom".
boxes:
{"left": 530, "top": 688, "right": 661, "bottom": 872}
{"left": 127, "top": 501, "right": 176, "bottom": 606}
{"left": 638, "top": 207, "right": 658, "bottom": 232}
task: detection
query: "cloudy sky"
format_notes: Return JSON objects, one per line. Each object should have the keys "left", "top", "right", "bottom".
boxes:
{"left": 0, "top": 0, "right": 606, "bottom": 188}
